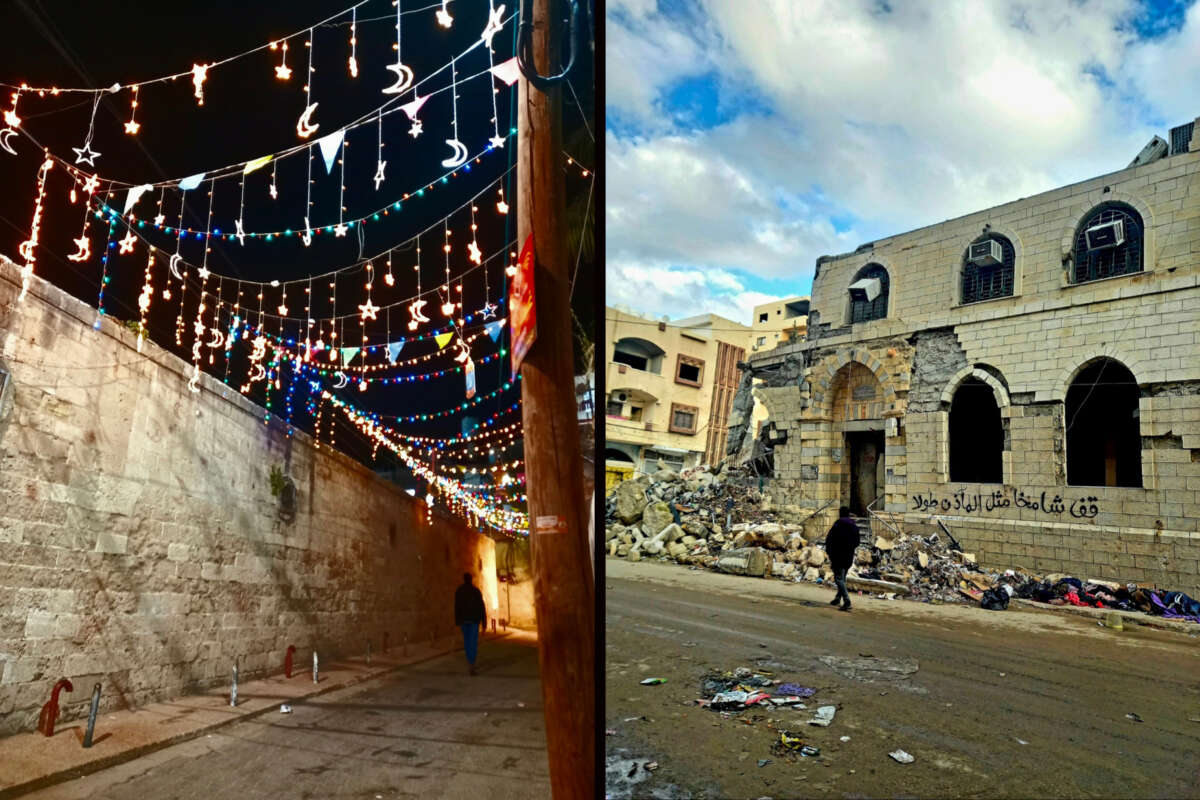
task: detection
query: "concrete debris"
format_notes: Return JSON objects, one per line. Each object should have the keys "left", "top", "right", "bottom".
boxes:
{"left": 808, "top": 706, "right": 837, "bottom": 727}
{"left": 889, "top": 749, "right": 915, "bottom": 764}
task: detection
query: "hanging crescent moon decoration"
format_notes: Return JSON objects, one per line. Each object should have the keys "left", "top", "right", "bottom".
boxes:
{"left": 296, "top": 103, "right": 319, "bottom": 138}
{"left": 0, "top": 128, "right": 17, "bottom": 156}
{"left": 249, "top": 363, "right": 266, "bottom": 383}
{"left": 207, "top": 326, "right": 225, "bottom": 348}
{"left": 333, "top": 371, "right": 349, "bottom": 389}
{"left": 169, "top": 253, "right": 183, "bottom": 280}
{"left": 441, "top": 139, "right": 468, "bottom": 168}
{"left": 383, "top": 63, "right": 414, "bottom": 95}
{"left": 301, "top": 216, "right": 312, "bottom": 247}
{"left": 67, "top": 236, "right": 91, "bottom": 262}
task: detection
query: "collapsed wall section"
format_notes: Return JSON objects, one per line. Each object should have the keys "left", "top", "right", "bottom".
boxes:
{"left": 0, "top": 257, "right": 497, "bottom": 735}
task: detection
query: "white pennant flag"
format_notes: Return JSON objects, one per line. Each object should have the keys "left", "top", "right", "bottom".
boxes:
{"left": 318, "top": 129, "right": 345, "bottom": 175}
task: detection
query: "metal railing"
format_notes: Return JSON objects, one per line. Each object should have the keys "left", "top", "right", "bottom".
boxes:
{"left": 866, "top": 495, "right": 901, "bottom": 538}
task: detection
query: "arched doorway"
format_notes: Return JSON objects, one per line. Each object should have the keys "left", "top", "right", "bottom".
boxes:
{"left": 1066, "top": 358, "right": 1141, "bottom": 487}
{"left": 830, "top": 362, "right": 887, "bottom": 515}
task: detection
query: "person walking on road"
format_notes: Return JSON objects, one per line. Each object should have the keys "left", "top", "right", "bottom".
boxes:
{"left": 824, "top": 506, "right": 860, "bottom": 611}
{"left": 455, "top": 573, "right": 487, "bottom": 675}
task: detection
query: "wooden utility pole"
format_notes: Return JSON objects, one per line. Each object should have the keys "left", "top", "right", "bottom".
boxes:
{"left": 516, "top": 0, "right": 595, "bottom": 797}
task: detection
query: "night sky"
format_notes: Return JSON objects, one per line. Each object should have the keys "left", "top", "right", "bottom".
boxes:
{"left": 0, "top": 1, "right": 595, "bottom": 499}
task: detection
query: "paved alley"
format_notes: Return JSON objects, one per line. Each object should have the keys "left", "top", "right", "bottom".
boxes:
{"left": 25, "top": 634, "right": 549, "bottom": 800}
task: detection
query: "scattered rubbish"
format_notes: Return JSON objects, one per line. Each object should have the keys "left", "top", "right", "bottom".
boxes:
{"left": 999, "top": 673, "right": 1005, "bottom": 677}
{"left": 645, "top": 761, "right": 659, "bottom": 771}
{"left": 641, "top": 678, "right": 667, "bottom": 685}
{"left": 889, "top": 750, "right": 914, "bottom": 764}
{"left": 800, "top": 745, "right": 820, "bottom": 757}
{"left": 840, "top": 736, "right": 851, "bottom": 742}
{"left": 778, "top": 731, "right": 805, "bottom": 752}
{"left": 1126, "top": 712, "right": 1144, "bottom": 723}
{"left": 682, "top": 641, "right": 697, "bottom": 647}
{"left": 858, "top": 653, "right": 873, "bottom": 658}
{"left": 808, "top": 706, "right": 837, "bottom": 727}
{"left": 623, "top": 716, "right": 645, "bottom": 722}
{"left": 1016, "top": 738, "right": 1028, "bottom": 745}
{"left": 1103, "top": 612, "right": 1124, "bottom": 630}
{"left": 980, "top": 585, "right": 1011, "bottom": 610}
{"left": 768, "top": 697, "right": 807, "bottom": 707}
{"left": 758, "top": 759, "right": 771, "bottom": 767}
{"left": 606, "top": 729, "right": 618, "bottom": 736}
{"left": 774, "top": 683, "right": 817, "bottom": 697}
{"left": 279, "top": 704, "right": 292, "bottom": 714}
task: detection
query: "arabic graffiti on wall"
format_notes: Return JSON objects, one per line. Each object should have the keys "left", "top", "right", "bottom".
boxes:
{"left": 909, "top": 488, "right": 1100, "bottom": 519}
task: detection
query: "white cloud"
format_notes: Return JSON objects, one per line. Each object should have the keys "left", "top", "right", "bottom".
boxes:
{"left": 606, "top": 260, "right": 782, "bottom": 326}
{"left": 607, "top": 0, "right": 1197, "bottom": 321}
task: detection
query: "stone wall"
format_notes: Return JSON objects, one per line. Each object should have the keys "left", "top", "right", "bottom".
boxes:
{"left": 0, "top": 256, "right": 498, "bottom": 735}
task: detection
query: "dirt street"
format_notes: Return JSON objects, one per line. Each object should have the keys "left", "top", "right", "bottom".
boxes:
{"left": 23, "top": 634, "right": 549, "bottom": 800}
{"left": 605, "top": 559, "right": 1200, "bottom": 799}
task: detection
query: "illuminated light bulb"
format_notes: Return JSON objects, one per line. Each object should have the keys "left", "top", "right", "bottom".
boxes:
{"left": 384, "top": 273, "right": 395, "bottom": 287}
{"left": 278, "top": 304, "right": 289, "bottom": 315}
{"left": 162, "top": 288, "right": 172, "bottom": 300}
{"left": 506, "top": 265, "right": 517, "bottom": 277}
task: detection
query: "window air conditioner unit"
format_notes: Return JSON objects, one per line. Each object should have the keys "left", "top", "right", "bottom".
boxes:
{"left": 967, "top": 239, "right": 1003, "bottom": 266}
{"left": 1085, "top": 219, "right": 1125, "bottom": 251}
{"left": 848, "top": 277, "right": 881, "bottom": 302}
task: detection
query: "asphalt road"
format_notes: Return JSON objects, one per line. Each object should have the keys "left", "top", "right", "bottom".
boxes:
{"left": 605, "top": 559, "right": 1200, "bottom": 799}
{"left": 27, "top": 634, "right": 549, "bottom": 800}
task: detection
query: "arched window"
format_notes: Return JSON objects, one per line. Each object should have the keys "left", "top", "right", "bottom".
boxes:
{"left": 1066, "top": 359, "right": 1141, "bottom": 487}
{"left": 848, "top": 264, "right": 889, "bottom": 323}
{"left": 1072, "top": 203, "right": 1143, "bottom": 284}
{"left": 949, "top": 377, "right": 1003, "bottom": 483}
{"left": 961, "top": 234, "right": 1015, "bottom": 304}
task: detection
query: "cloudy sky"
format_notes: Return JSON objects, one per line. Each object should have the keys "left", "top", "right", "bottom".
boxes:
{"left": 606, "top": 0, "right": 1200, "bottom": 324}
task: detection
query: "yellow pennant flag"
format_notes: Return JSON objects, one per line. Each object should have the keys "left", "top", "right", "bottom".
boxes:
{"left": 434, "top": 332, "right": 454, "bottom": 350}
{"left": 243, "top": 155, "right": 273, "bottom": 174}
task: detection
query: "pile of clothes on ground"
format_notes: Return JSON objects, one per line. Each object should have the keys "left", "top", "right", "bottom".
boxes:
{"left": 694, "top": 667, "right": 817, "bottom": 714}
{"left": 1009, "top": 576, "right": 1200, "bottom": 621}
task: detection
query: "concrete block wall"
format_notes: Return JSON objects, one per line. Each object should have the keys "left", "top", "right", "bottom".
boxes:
{"left": 0, "top": 256, "right": 498, "bottom": 735}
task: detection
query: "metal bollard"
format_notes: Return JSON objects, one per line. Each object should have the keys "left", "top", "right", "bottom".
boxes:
{"left": 312, "top": 651, "right": 319, "bottom": 684}
{"left": 38, "top": 678, "right": 74, "bottom": 737}
{"left": 366, "top": 640, "right": 371, "bottom": 665}
{"left": 82, "top": 683, "right": 101, "bottom": 748}
{"left": 231, "top": 663, "right": 238, "bottom": 708}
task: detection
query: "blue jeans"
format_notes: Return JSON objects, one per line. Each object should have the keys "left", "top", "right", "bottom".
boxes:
{"left": 833, "top": 567, "right": 850, "bottom": 605}
{"left": 461, "top": 623, "right": 480, "bottom": 665}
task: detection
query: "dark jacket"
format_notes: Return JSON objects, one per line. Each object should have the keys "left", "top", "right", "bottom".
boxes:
{"left": 824, "top": 517, "right": 860, "bottom": 571}
{"left": 455, "top": 583, "right": 486, "bottom": 626}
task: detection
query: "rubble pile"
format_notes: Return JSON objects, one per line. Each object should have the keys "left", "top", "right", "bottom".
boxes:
{"left": 603, "top": 461, "right": 817, "bottom": 576}
{"left": 606, "top": 466, "right": 1200, "bottom": 622}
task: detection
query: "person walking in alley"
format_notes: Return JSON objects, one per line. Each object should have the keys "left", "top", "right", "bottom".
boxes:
{"left": 824, "top": 506, "right": 860, "bottom": 611}
{"left": 455, "top": 573, "right": 487, "bottom": 675}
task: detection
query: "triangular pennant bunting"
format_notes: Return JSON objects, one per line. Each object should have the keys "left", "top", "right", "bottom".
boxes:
{"left": 491, "top": 57, "right": 520, "bottom": 86}
{"left": 318, "top": 129, "right": 345, "bottom": 175}
{"left": 243, "top": 155, "right": 273, "bottom": 174}
{"left": 434, "top": 332, "right": 454, "bottom": 350}
{"left": 339, "top": 346, "right": 360, "bottom": 365}
{"left": 387, "top": 341, "right": 404, "bottom": 363}
{"left": 485, "top": 320, "right": 505, "bottom": 342}
{"left": 399, "top": 94, "right": 429, "bottom": 121}
{"left": 123, "top": 184, "right": 153, "bottom": 215}
{"left": 178, "top": 172, "right": 206, "bottom": 191}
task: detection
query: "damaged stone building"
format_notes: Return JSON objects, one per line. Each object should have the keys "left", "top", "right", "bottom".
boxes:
{"left": 731, "top": 119, "right": 1200, "bottom": 594}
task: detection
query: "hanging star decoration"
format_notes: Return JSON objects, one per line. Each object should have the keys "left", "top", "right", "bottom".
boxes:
{"left": 154, "top": 213, "right": 165, "bottom": 225}
{"left": 467, "top": 240, "right": 482, "bottom": 265}
{"left": 118, "top": 231, "right": 137, "bottom": 254}
{"left": 409, "top": 119, "right": 423, "bottom": 138}
{"left": 274, "top": 41, "right": 292, "bottom": 80}
{"left": 373, "top": 160, "right": 386, "bottom": 190}
{"left": 191, "top": 63, "right": 210, "bottom": 105}
{"left": 334, "top": 222, "right": 348, "bottom": 237}
{"left": 278, "top": 303, "right": 289, "bottom": 316}
{"left": 197, "top": 265, "right": 211, "bottom": 280}
{"left": 67, "top": 236, "right": 91, "bottom": 262}
{"left": 82, "top": 175, "right": 100, "bottom": 195}
{"left": 235, "top": 219, "right": 245, "bottom": 245}
{"left": 489, "top": 133, "right": 506, "bottom": 150}
{"left": 73, "top": 142, "right": 100, "bottom": 166}
{"left": 436, "top": 1, "right": 453, "bottom": 28}
{"left": 478, "top": 301, "right": 498, "bottom": 320}
{"left": 124, "top": 119, "right": 140, "bottom": 135}
{"left": 481, "top": 4, "right": 505, "bottom": 49}
{"left": 358, "top": 298, "right": 379, "bottom": 321}
{"left": 496, "top": 197, "right": 509, "bottom": 214}
{"left": 269, "top": 182, "right": 278, "bottom": 199}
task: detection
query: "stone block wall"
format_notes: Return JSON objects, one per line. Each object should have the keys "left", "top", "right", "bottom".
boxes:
{"left": 0, "top": 256, "right": 498, "bottom": 735}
